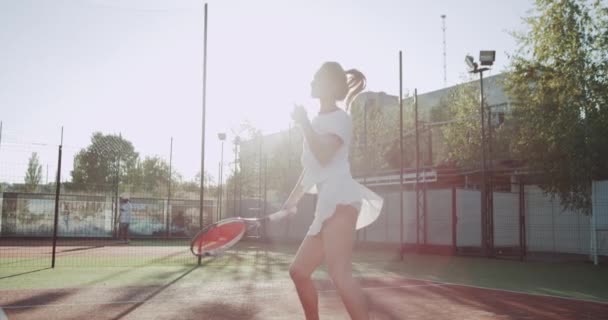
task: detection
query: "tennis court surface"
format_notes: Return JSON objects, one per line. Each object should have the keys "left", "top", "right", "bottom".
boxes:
{"left": 1, "top": 242, "right": 607, "bottom": 320}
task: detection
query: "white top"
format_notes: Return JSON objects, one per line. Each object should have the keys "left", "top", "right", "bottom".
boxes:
{"left": 301, "top": 109, "right": 353, "bottom": 190}
{"left": 119, "top": 202, "right": 132, "bottom": 223}
{"left": 300, "top": 108, "right": 384, "bottom": 235}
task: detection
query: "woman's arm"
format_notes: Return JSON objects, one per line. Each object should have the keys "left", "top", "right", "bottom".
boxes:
{"left": 281, "top": 169, "right": 306, "bottom": 211}
{"left": 300, "top": 121, "right": 343, "bottom": 166}
{"left": 292, "top": 106, "right": 343, "bottom": 166}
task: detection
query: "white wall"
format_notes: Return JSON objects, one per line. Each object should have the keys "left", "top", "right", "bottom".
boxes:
{"left": 427, "top": 189, "right": 452, "bottom": 245}
{"left": 493, "top": 192, "right": 519, "bottom": 247}
{"left": 247, "top": 182, "right": 608, "bottom": 258}
{"left": 525, "top": 192, "right": 590, "bottom": 255}
{"left": 456, "top": 189, "right": 482, "bottom": 247}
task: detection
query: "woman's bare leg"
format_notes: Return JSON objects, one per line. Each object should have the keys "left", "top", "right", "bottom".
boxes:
{"left": 289, "top": 235, "right": 325, "bottom": 320}
{"left": 322, "top": 205, "right": 369, "bottom": 320}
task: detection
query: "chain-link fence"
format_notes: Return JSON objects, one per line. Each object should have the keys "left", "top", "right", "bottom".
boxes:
{"left": 0, "top": 126, "right": 218, "bottom": 267}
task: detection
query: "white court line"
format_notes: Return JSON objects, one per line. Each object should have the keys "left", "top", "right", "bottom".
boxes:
{"left": 395, "top": 276, "right": 608, "bottom": 306}
{"left": 0, "top": 283, "right": 440, "bottom": 310}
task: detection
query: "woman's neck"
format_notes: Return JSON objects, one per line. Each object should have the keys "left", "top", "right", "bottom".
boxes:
{"left": 319, "top": 98, "right": 339, "bottom": 114}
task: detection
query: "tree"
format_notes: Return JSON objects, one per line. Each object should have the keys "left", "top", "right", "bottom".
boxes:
{"left": 263, "top": 127, "right": 303, "bottom": 204}
{"left": 351, "top": 93, "right": 408, "bottom": 174}
{"left": 169, "top": 170, "right": 214, "bottom": 199}
{"left": 126, "top": 156, "right": 171, "bottom": 194}
{"left": 228, "top": 121, "right": 264, "bottom": 202}
{"left": 70, "top": 133, "right": 138, "bottom": 191}
{"left": 505, "top": 0, "right": 608, "bottom": 212}
{"left": 430, "top": 76, "right": 513, "bottom": 169}
{"left": 381, "top": 95, "right": 443, "bottom": 171}
{"left": 24, "top": 152, "right": 43, "bottom": 192}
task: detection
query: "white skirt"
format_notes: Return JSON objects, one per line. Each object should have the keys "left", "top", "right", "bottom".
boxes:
{"left": 305, "top": 174, "right": 384, "bottom": 236}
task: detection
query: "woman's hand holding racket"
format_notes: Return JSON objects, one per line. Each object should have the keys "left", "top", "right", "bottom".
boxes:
{"left": 190, "top": 206, "right": 298, "bottom": 257}
{"left": 266, "top": 206, "right": 297, "bottom": 222}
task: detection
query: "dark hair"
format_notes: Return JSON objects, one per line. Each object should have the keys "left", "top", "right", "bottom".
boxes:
{"left": 344, "top": 69, "right": 366, "bottom": 110}
{"left": 320, "top": 62, "right": 367, "bottom": 111}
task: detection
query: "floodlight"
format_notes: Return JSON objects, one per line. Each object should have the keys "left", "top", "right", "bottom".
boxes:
{"left": 465, "top": 55, "right": 477, "bottom": 71}
{"left": 479, "top": 50, "right": 496, "bottom": 66}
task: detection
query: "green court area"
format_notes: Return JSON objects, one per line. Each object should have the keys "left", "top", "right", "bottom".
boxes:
{"left": 2, "top": 242, "right": 607, "bottom": 303}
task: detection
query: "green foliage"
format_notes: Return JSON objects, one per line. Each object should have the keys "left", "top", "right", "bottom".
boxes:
{"left": 265, "top": 127, "right": 302, "bottom": 202}
{"left": 127, "top": 156, "right": 171, "bottom": 194}
{"left": 24, "top": 152, "right": 43, "bottom": 192}
{"left": 351, "top": 97, "right": 400, "bottom": 174}
{"left": 70, "top": 132, "right": 138, "bottom": 191}
{"left": 232, "top": 122, "right": 264, "bottom": 201}
{"left": 351, "top": 93, "right": 416, "bottom": 173}
{"left": 505, "top": 0, "right": 608, "bottom": 212}
{"left": 432, "top": 77, "right": 512, "bottom": 169}
{"left": 435, "top": 79, "right": 481, "bottom": 167}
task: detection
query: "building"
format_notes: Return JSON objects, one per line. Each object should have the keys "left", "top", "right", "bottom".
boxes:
{"left": 240, "top": 73, "right": 514, "bottom": 191}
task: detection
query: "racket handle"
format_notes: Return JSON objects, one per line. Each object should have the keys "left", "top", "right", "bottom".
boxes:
{"left": 267, "top": 207, "right": 296, "bottom": 222}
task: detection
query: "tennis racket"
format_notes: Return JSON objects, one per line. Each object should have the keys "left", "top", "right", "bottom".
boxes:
{"left": 190, "top": 208, "right": 296, "bottom": 257}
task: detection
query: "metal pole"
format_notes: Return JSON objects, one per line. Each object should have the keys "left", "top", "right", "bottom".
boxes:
{"left": 263, "top": 156, "right": 268, "bottom": 215}
{"left": 199, "top": 3, "right": 208, "bottom": 266}
{"left": 51, "top": 127, "right": 64, "bottom": 268}
{"left": 423, "top": 166, "right": 428, "bottom": 246}
{"left": 217, "top": 162, "right": 221, "bottom": 221}
{"left": 0, "top": 121, "right": 3, "bottom": 155}
{"left": 167, "top": 137, "right": 173, "bottom": 238}
{"left": 441, "top": 15, "right": 447, "bottom": 87}
{"left": 519, "top": 179, "right": 526, "bottom": 261}
{"left": 452, "top": 186, "right": 457, "bottom": 254}
{"left": 362, "top": 100, "right": 368, "bottom": 243}
{"left": 487, "top": 97, "right": 494, "bottom": 256}
{"left": 364, "top": 101, "right": 368, "bottom": 184}
{"left": 258, "top": 136, "right": 262, "bottom": 219}
{"left": 238, "top": 152, "right": 242, "bottom": 216}
{"left": 479, "top": 70, "right": 489, "bottom": 257}
{"left": 219, "top": 139, "right": 224, "bottom": 220}
{"left": 263, "top": 156, "right": 268, "bottom": 239}
{"left": 398, "top": 51, "right": 405, "bottom": 260}
{"left": 427, "top": 127, "right": 433, "bottom": 166}
{"left": 415, "top": 89, "right": 420, "bottom": 248}
{"left": 233, "top": 138, "right": 238, "bottom": 217}
{"left": 592, "top": 181, "right": 598, "bottom": 265}
{"left": 114, "top": 156, "right": 120, "bottom": 238}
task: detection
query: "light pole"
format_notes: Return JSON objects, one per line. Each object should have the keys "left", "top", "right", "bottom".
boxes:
{"left": 167, "top": 137, "right": 173, "bottom": 238}
{"left": 465, "top": 50, "right": 495, "bottom": 257}
{"left": 233, "top": 136, "right": 240, "bottom": 217}
{"left": 218, "top": 132, "right": 226, "bottom": 221}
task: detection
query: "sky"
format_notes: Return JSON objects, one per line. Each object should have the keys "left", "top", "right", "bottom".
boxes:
{"left": 0, "top": 0, "right": 534, "bottom": 183}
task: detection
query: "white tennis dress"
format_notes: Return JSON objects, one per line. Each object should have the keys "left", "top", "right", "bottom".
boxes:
{"left": 301, "top": 108, "right": 384, "bottom": 235}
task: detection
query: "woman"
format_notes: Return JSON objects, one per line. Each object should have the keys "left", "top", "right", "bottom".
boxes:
{"left": 282, "top": 62, "right": 384, "bottom": 320}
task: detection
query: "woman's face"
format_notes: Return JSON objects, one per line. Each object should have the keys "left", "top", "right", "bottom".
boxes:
{"left": 310, "top": 65, "right": 334, "bottom": 100}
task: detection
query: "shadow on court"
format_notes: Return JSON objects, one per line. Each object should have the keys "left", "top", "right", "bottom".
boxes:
{"left": 0, "top": 267, "right": 50, "bottom": 280}
{"left": 110, "top": 265, "right": 199, "bottom": 320}
{"left": 2, "top": 275, "right": 607, "bottom": 320}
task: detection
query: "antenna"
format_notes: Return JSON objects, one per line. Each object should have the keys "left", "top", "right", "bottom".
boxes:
{"left": 441, "top": 14, "right": 447, "bottom": 87}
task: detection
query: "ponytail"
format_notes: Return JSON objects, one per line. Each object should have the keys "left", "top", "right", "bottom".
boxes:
{"left": 344, "top": 69, "right": 366, "bottom": 111}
